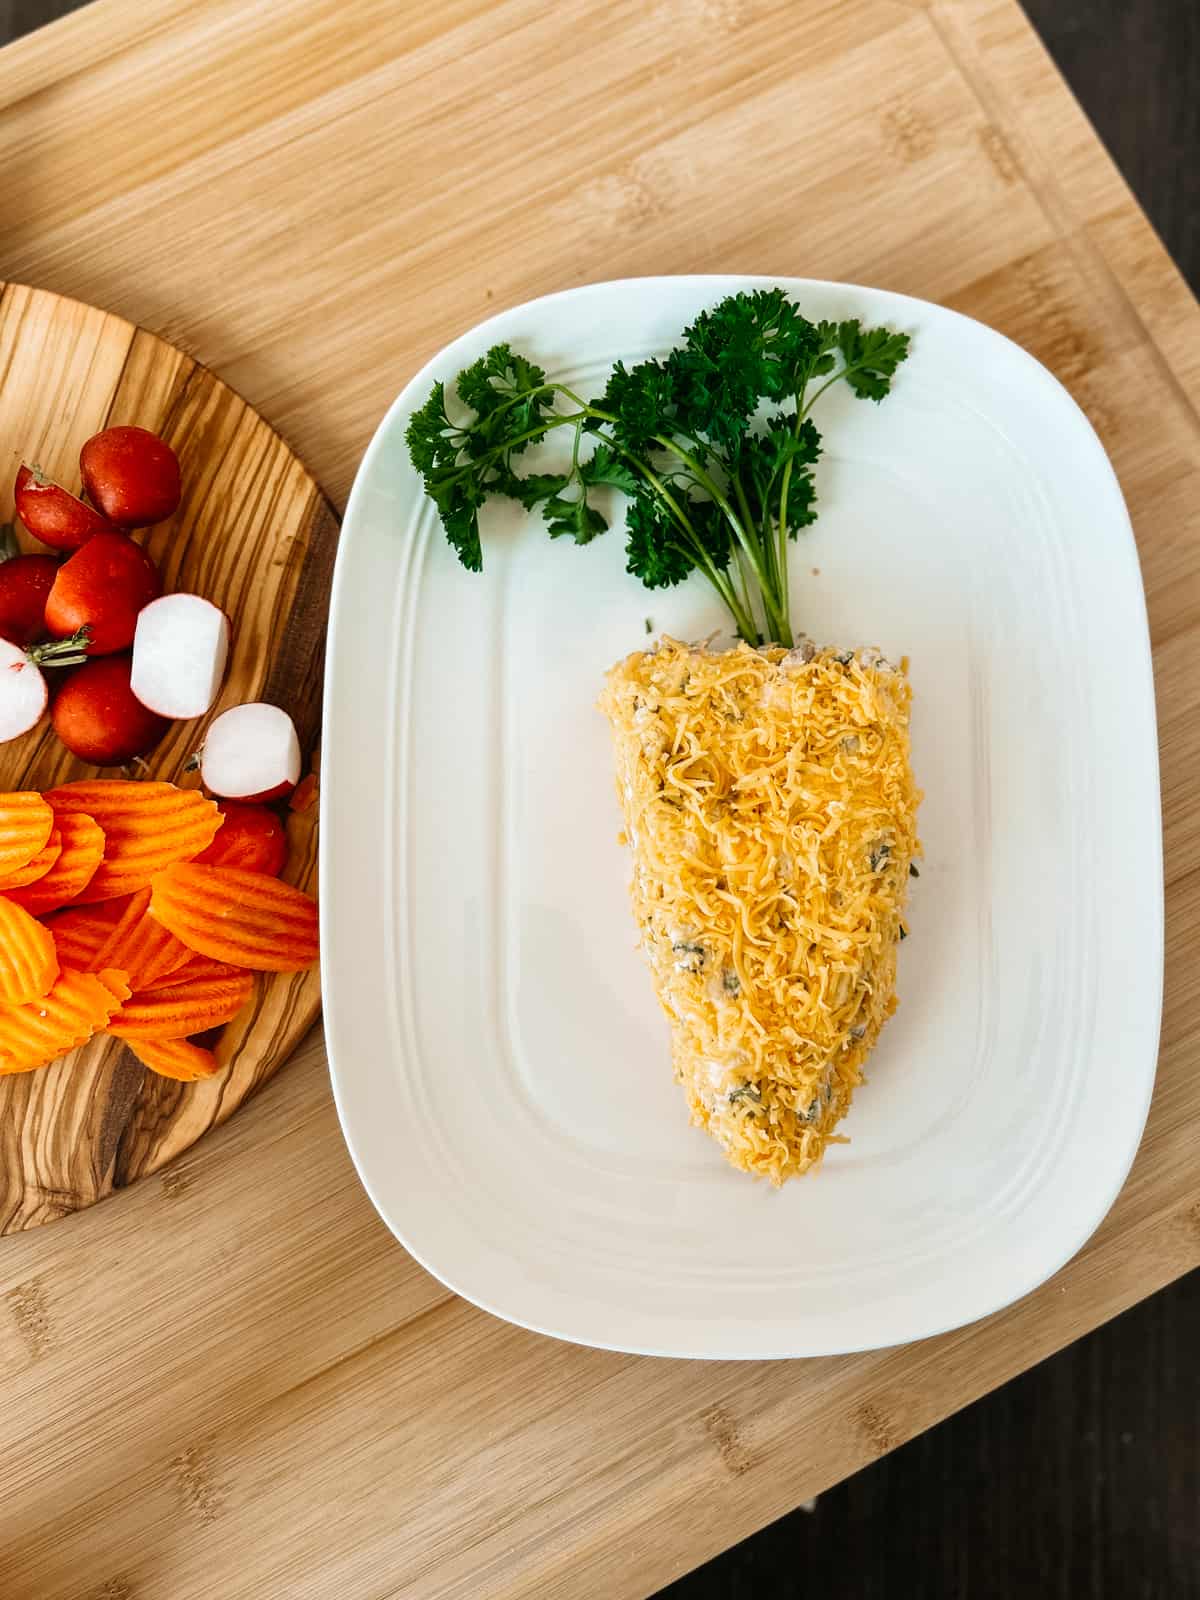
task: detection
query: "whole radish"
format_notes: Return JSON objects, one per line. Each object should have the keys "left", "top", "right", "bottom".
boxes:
{"left": 200, "top": 703, "right": 300, "bottom": 801}
{"left": 194, "top": 802, "right": 288, "bottom": 876}
{"left": 80, "top": 426, "right": 181, "bottom": 528}
{"left": 45, "top": 529, "right": 161, "bottom": 655}
{"left": 14, "top": 464, "right": 116, "bottom": 551}
{"left": 52, "top": 655, "right": 169, "bottom": 765}
{"left": 0, "top": 554, "right": 61, "bottom": 646}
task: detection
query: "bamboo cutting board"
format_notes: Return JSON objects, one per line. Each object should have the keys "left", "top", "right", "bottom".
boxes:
{"left": 0, "top": 282, "right": 335, "bottom": 1234}
{"left": 1, "top": 2, "right": 1199, "bottom": 1598}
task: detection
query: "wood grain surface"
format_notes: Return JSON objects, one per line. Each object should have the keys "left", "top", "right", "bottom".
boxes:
{"left": 0, "top": 2, "right": 1197, "bottom": 1598}
{"left": 0, "top": 282, "right": 333, "bottom": 1234}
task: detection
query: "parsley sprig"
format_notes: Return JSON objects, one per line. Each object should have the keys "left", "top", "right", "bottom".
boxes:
{"left": 406, "top": 289, "right": 909, "bottom": 646}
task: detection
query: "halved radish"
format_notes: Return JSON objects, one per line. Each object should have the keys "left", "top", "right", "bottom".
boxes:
{"left": 131, "top": 594, "right": 230, "bottom": 720}
{"left": 14, "top": 463, "right": 115, "bottom": 552}
{"left": 200, "top": 703, "right": 300, "bottom": 801}
{"left": 0, "top": 638, "right": 47, "bottom": 742}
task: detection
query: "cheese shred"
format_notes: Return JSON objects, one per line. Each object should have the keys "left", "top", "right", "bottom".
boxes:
{"left": 599, "top": 636, "right": 921, "bottom": 1183}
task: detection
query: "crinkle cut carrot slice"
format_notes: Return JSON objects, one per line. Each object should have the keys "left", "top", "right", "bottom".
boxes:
{"left": 5, "top": 813, "right": 105, "bottom": 914}
{"left": 140, "top": 952, "right": 243, "bottom": 989}
{"left": 40, "top": 898, "right": 129, "bottom": 970}
{"left": 0, "top": 896, "right": 59, "bottom": 1006}
{"left": 87, "top": 886, "right": 192, "bottom": 991}
{"left": 149, "top": 863, "right": 318, "bottom": 972}
{"left": 0, "top": 792, "right": 54, "bottom": 876}
{"left": 0, "top": 966, "right": 129, "bottom": 1075}
{"left": 0, "top": 829, "right": 62, "bottom": 889}
{"left": 108, "top": 968, "right": 255, "bottom": 1040}
{"left": 44, "top": 782, "right": 221, "bottom": 903}
{"left": 124, "top": 1035, "right": 220, "bottom": 1081}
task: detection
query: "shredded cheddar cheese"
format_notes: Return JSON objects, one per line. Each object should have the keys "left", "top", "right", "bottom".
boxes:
{"left": 599, "top": 636, "right": 921, "bottom": 1183}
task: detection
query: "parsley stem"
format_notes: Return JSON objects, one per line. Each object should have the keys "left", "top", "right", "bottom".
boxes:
{"left": 437, "top": 412, "right": 584, "bottom": 488}
{"left": 653, "top": 437, "right": 742, "bottom": 538}
{"left": 730, "top": 471, "right": 788, "bottom": 643}
{"left": 731, "top": 475, "right": 758, "bottom": 558}
{"left": 797, "top": 358, "right": 876, "bottom": 423}
{"left": 697, "top": 548, "right": 758, "bottom": 640}
{"left": 651, "top": 435, "right": 784, "bottom": 634}
{"left": 732, "top": 545, "right": 761, "bottom": 642}
{"left": 687, "top": 552, "right": 755, "bottom": 638}
{"left": 798, "top": 371, "right": 842, "bottom": 420}
{"left": 600, "top": 437, "right": 758, "bottom": 640}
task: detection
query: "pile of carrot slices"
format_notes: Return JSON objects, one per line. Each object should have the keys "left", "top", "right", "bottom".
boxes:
{"left": 0, "top": 782, "right": 317, "bottom": 1081}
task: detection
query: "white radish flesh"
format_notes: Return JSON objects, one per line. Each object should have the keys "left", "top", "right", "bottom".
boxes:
{"left": 200, "top": 702, "right": 300, "bottom": 800}
{"left": 131, "top": 594, "right": 230, "bottom": 720}
{"left": 0, "top": 640, "right": 47, "bottom": 742}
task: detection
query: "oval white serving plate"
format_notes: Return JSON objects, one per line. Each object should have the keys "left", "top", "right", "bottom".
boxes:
{"left": 321, "top": 276, "right": 1162, "bottom": 1359}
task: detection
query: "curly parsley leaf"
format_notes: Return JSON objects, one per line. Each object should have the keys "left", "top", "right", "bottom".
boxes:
{"left": 501, "top": 470, "right": 570, "bottom": 510}
{"left": 456, "top": 344, "right": 553, "bottom": 452}
{"left": 835, "top": 321, "right": 912, "bottom": 401}
{"left": 580, "top": 440, "right": 640, "bottom": 495}
{"left": 595, "top": 358, "right": 678, "bottom": 454}
{"left": 543, "top": 494, "right": 608, "bottom": 545}
{"left": 624, "top": 494, "right": 694, "bottom": 589}
{"left": 763, "top": 415, "right": 822, "bottom": 479}
{"left": 406, "top": 381, "right": 463, "bottom": 477}
{"left": 666, "top": 288, "right": 825, "bottom": 449}
{"left": 427, "top": 475, "right": 486, "bottom": 573}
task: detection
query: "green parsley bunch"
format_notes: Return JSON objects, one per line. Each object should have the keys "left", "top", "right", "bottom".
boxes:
{"left": 406, "top": 288, "right": 909, "bottom": 646}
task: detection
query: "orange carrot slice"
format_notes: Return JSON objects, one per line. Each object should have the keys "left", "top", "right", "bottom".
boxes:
{"left": 0, "top": 792, "right": 55, "bottom": 877}
{"left": 86, "top": 886, "right": 192, "bottom": 991}
{"left": 40, "top": 899, "right": 129, "bottom": 969}
{"left": 94, "top": 967, "right": 132, "bottom": 1003}
{"left": 108, "top": 968, "right": 255, "bottom": 1040}
{"left": 5, "top": 813, "right": 106, "bottom": 914}
{"left": 124, "top": 1035, "right": 220, "bottom": 1081}
{"left": 140, "top": 952, "right": 243, "bottom": 988}
{"left": 0, "top": 829, "right": 62, "bottom": 889}
{"left": 0, "top": 966, "right": 130, "bottom": 1074}
{"left": 149, "top": 863, "right": 318, "bottom": 972}
{"left": 0, "top": 896, "right": 59, "bottom": 1006}
{"left": 45, "top": 782, "right": 221, "bottom": 903}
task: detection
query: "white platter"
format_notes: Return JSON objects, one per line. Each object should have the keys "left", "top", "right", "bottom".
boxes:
{"left": 322, "top": 276, "right": 1162, "bottom": 1359}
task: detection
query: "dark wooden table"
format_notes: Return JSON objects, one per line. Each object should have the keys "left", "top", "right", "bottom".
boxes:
{"left": 0, "top": 2, "right": 1194, "bottom": 1597}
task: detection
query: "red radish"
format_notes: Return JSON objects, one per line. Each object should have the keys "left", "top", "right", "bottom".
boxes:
{"left": 200, "top": 703, "right": 300, "bottom": 801}
{"left": 45, "top": 529, "right": 161, "bottom": 655}
{"left": 131, "top": 593, "right": 230, "bottom": 720}
{"left": 80, "top": 426, "right": 181, "bottom": 528}
{"left": 194, "top": 802, "right": 288, "bottom": 876}
{"left": 0, "top": 638, "right": 48, "bottom": 742}
{"left": 0, "top": 555, "right": 61, "bottom": 646}
{"left": 51, "top": 655, "right": 169, "bottom": 765}
{"left": 14, "top": 464, "right": 115, "bottom": 552}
